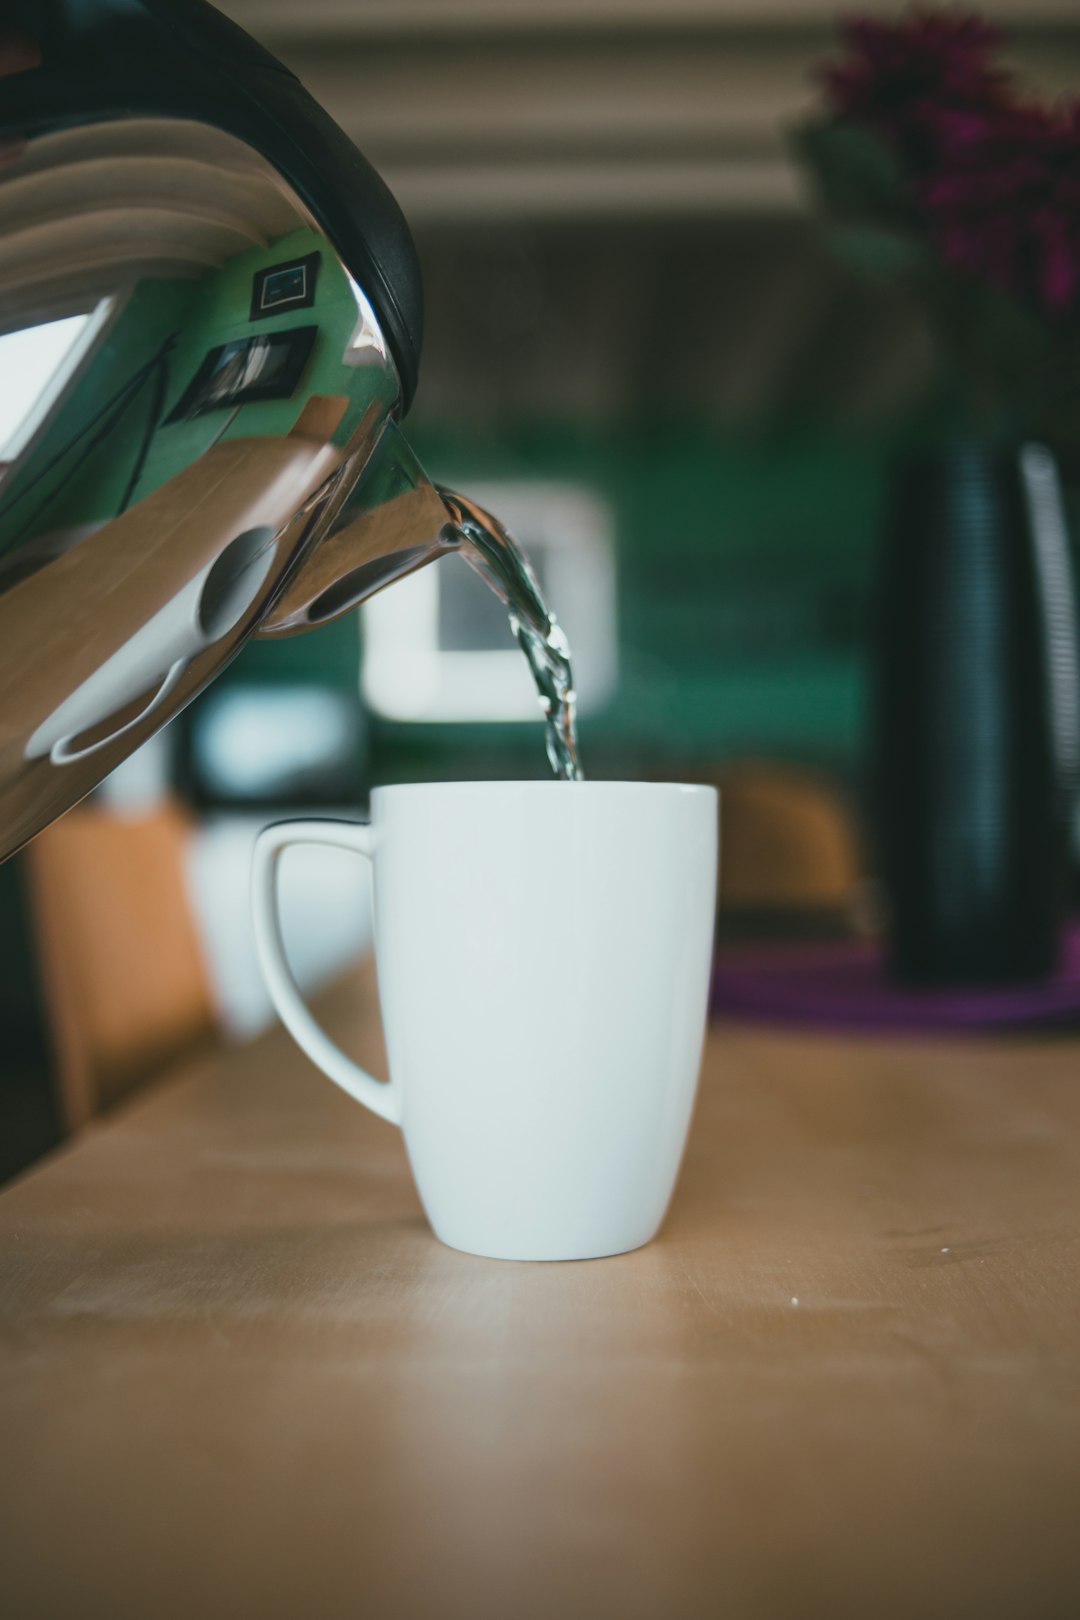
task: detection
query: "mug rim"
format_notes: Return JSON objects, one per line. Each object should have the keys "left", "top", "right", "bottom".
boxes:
{"left": 370, "top": 779, "right": 717, "bottom": 801}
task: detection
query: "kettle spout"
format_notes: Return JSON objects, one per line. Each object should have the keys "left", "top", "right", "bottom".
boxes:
{"left": 257, "top": 420, "right": 459, "bottom": 637}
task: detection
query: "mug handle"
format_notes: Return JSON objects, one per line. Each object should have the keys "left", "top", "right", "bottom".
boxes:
{"left": 251, "top": 820, "right": 401, "bottom": 1126}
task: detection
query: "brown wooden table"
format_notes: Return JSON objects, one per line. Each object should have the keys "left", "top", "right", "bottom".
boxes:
{"left": 3, "top": 961, "right": 1080, "bottom": 1619}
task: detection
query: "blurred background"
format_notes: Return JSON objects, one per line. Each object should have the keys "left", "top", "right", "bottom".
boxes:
{"left": 4, "top": 0, "right": 1080, "bottom": 1179}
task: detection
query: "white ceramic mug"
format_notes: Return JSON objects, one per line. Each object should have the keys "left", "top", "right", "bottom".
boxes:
{"left": 252, "top": 781, "right": 718, "bottom": 1261}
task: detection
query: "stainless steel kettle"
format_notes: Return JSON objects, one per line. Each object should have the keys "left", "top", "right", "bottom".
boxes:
{"left": 0, "top": 0, "right": 465, "bottom": 860}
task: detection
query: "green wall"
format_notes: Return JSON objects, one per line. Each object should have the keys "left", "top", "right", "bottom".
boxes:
{"left": 205, "top": 418, "right": 891, "bottom": 782}
{"left": 352, "top": 420, "right": 891, "bottom": 780}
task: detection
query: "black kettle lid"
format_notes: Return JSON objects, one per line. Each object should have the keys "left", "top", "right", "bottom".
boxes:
{"left": 1, "top": 0, "right": 423, "bottom": 410}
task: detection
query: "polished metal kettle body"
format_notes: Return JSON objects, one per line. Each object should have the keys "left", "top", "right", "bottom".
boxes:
{"left": 0, "top": 0, "right": 460, "bottom": 860}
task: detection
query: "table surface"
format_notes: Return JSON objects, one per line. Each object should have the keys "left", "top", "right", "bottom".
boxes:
{"left": 3, "top": 960, "right": 1080, "bottom": 1620}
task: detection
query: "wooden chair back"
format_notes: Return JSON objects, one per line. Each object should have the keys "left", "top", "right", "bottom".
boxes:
{"left": 24, "top": 799, "right": 216, "bottom": 1132}
{"left": 718, "top": 763, "right": 863, "bottom": 914}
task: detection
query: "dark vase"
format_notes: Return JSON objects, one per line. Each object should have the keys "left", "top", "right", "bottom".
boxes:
{"left": 870, "top": 441, "right": 1080, "bottom": 987}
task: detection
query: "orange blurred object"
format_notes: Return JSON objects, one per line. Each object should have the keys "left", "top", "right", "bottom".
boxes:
{"left": 25, "top": 800, "right": 216, "bottom": 1132}
{"left": 718, "top": 763, "right": 863, "bottom": 913}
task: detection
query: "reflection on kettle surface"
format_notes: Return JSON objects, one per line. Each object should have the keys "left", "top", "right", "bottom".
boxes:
{"left": 0, "top": 116, "right": 456, "bottom": 860}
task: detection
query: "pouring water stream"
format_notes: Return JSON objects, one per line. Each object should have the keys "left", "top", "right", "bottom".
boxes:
{"left": 437, "top": 488, "right": 584, "bottom": 783}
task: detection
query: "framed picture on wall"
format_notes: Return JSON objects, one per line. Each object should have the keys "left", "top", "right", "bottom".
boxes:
{"left": 164, "top": 326, "right": 317, "bottom": 423}
{"left": 250, "top": 252, "right": 321, "bottom": 321}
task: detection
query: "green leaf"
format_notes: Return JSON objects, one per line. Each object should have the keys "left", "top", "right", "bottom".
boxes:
{"left": 827, "top": 223, "right": 932, "bottom": 278}
{"left": 791, "top": 119, "right": 909, "bottom": 219}
{"left": 973, "top": 285, "right": 1050, "bottom": 368}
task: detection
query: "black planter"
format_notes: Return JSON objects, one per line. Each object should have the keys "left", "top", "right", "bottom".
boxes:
{"left": 871, "top": 442, "right": 1079, "bottom": 987}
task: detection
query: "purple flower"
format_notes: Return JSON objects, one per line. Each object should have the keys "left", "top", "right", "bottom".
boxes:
{"left": 821, "top": 9, "right": 1011, "bottom": 167}
{"left": 814, "top": 10, "right": 1080, "bottom": 319}
{"left": 923, "top": 100, "right": 1080, "bottom": 313}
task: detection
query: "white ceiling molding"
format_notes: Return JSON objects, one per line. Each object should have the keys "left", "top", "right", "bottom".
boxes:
{"left": 386, "top": 158, "right": 802, "bottom": 221}
{"left": 211, "top": 0, "right": 1076, "bottom": 426}
{"left": 223, "top": 0, "right": 1080, "bottom": 40}
{"left": 218, "top": 0, "right": 1080, "bottom": 222}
